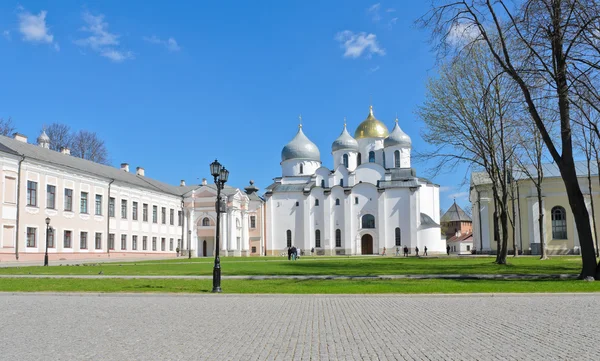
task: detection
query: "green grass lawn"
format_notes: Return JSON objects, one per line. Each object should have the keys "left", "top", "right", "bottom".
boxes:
{"left": 0, "top": 256, "right": 583, "bottom": 276}
{"left": 1, "top": 277, "right": 599, "bottom": 294}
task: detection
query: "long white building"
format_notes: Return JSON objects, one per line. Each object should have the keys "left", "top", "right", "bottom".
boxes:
{"left": 0, "top": 132, "right": 265, "bottom": 263}
{"left": 265, "top": 106, "right": 443, "bottom": 255}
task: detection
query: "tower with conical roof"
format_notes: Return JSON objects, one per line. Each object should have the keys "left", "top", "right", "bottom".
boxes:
{"left": 441, "top": 200, "right": 473, "bottom": 239}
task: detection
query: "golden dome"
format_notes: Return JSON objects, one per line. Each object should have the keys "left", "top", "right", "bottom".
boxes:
{"left": 354, "top": 106, "right": 390, "bottom": 139}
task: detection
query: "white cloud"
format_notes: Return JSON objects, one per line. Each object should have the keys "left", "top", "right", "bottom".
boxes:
{"left": 439, "top": 186, "right": 454, "bottom": 193}
{"left": 448, "top": 191, "right": 469, "bottom": 200}
{"left": 386, "top": 8, "right": 396, "bottom": 13}
{"left": 367, "top": 65, "right": 380, "bottom": 74}
{"left": 447, "top": 21, "right": 480, "bottom": 46}
{"left": 143, "top": 35, "right": 181, "bottom": 52}
{"left": 387, "top": 17, "right": 398, "bottom": 30}
{"left": 2, "top": 30, "right": 10, "bottom": 40}
{"left": 368, "top": 3, "right": 381, "bottom": 22}
{"left": 18, "top": 9, "right": 58, "bottom": 49}
{"left": 75, "top": 12, "right": 132, "bottom": 62}
{"left": 335, "top": 31, "right": 385, "bottom": 58}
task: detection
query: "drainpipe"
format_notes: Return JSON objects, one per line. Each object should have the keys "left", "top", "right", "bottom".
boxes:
{"left": 263, "top": 202, "right": 267, "bottom": 256}
{"left": 107, "top": 179, "right": 115, "bottom": 257}
{"left": 15, "top": 155, "right": 26, "bottom": 260}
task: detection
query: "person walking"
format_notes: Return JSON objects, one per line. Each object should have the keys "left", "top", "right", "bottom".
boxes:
{"left": 287, "top": 247, "right": 292, "bottom": 260}
{"left": 415, "top": 246, "right": 419, "bottom": 257}
{"left": 311, "top": 247, "right": 315, "bottom": 256}
{"left": 424, "top": 246, "right": 428, "bottom": 256}
{"left": 396, "top": 246, "right": 400, "bottom": 257}
{"left": 291, "top": 246, "right": 296, "bottom": 261}
{"left": 382, "top": 247, "right": 386, "bottom": 256}
{"left": 403, "top": 245, "right": 408, "bottom": 257}
{"left": 297, "top": 248, "right": 301, "bottom": 260}
{"left": 446, "top": 244, "right": 450, "bottom": 256}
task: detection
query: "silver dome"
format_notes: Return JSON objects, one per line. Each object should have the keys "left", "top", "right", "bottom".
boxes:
{"left": 384, "top": 118, "right": 411, "bottom": 148}
{"left": 331, "top": 124, "right": 358, "bottom": 152}
{"left": 281, "top": 126, "right": 321, "bottom": 162}
{"left": 37, "top": 130, "right": 50, "bottom": 144}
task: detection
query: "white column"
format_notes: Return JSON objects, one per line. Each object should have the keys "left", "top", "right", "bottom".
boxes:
{"left": 323, "top": 194, "right": 331, "bottom": 254}
{"left": 303, "top": 195, "right": 311, "bottom": 254}
{"left": 377, "top": 191, "right": 386, "bottom": 254}
{"left": 343, "top": 193, "right": 351, "bottom": 254}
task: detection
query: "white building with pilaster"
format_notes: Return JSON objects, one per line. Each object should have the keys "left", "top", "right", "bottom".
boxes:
{"left": 469, "top": 163, "right": 596, "bottom": 255}
{"left": 265, "top": 106, "right": 443, "bottom": 255}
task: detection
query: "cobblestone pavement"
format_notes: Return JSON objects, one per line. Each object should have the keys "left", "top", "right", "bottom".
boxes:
{"left": 3, "top": 293, "right": 600, "bottom": 360}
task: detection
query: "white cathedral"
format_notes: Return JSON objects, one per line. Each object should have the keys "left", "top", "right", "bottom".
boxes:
{"left": 265, "top": 106, "right": 444, "bottom": 255}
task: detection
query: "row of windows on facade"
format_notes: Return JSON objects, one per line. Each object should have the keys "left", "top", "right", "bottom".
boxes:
{"left": 285, "top": 225, "right": 402, "bottom": 248}
{"left": 200, "top": 216, "right": 257, "bottom": 229}
{"left": 450, "top": 245, "right": 471, "bottom": 252}
{"left": 25, "top": 181, "right": 183, "bottom": 226}
{"left": 298, "top": 151, "right": 403, "bottom": 175}
{"left": 25, "top": 227, "right": 179, "bottom": 251}
{"left": 295, "top": 196, "right": 368, "bottom": 208}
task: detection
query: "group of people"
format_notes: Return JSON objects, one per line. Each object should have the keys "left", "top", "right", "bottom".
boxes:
{"left": 287, "top": 246, "right": 302, "bottom": 260}
{"left": 395, "top": 245, "right": 428, "bottom": 257}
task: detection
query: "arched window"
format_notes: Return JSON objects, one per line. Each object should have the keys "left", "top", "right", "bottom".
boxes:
{"left": 299, "top": 164, "right": 303, "bottom": 174}
{"left": 202, "top": 217, "right": 210, "bottom": 226}
{"left": 362, "top": 214, "right": 375, "bottom": 228}
{"left": 382, "top": 152, "right": 386, "bottom": 168}
{"left": 369, "top": 151, "right": 375, "bottom": 163}
{"left": 335, "top": 198, "right": 340, "bottom": 206}
{"left": 394, "top": 150, "right": 400, "bottom": 168}
{"left": 354, "top": 197, "right": 359, "bottom": 204}
{"left": 321, "top": 179, "right": 325, "bottom": 188}
{"left": 335, "top": 229, "right": 341, "bottom": 247}
{"left": 395, "top": 227, "right": 401, "bottom": 246}
{"left": 315, "top": 230, "right": 321, "bottom": 248}
{"left": 286, "top": 230, "right": 292, "bottom": 247}
{"left": 315, "top": 199, "right": 319, "bottom": 206}
{"left": 551, "top": 206, "right": 567, "bottom": 239}
{"left": 357, "top": 153, "right": 362, "bottom": 166}
{"left": 340, "top": 179, "right": 344, "bottom": 187}
{"left": 343, "top": 154, "right": 349, "bottom": 168}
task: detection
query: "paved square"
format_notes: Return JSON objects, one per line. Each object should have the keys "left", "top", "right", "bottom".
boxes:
{"left": 2, "top": 293, "right": 599, "bottom": 360}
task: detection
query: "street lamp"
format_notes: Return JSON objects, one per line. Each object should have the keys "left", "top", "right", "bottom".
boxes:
{"left": 210, "top": 159, "right": 229, "bottom": 293}
{"left": 44, "top": 217, "right": 51, "bottom": 266}
{"left": 188, "top": 230, "right": 192, "bottom": 259}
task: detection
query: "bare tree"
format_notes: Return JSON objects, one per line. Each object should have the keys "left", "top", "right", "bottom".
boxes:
{"left": 417, "top": 45, "right": 518, "bottom": 264}
{"left": 70, "top": 130, "right": 109, "bottom": 164}
{"left": 420, "top": 0, "right": 600, "bottom": 279}
{"left": 0, "top": 117, "right": 16, "bottom": 136}
{"left": 45, "top": 123, "right": 73, "bottom": 151}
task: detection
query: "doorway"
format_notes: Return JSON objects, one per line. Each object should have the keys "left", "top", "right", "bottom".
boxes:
{"left": 202, "top": 240, "right": 207, "bottom": 257}
{"left": 361, "top": 234, "right": 373, "bottom": 255}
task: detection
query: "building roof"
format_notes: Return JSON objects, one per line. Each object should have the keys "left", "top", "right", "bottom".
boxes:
{"left": 281, "top": 126, "right": 321, "bottom": 162}
{"left": 447, "top": 231, "right": 473, "bottom": 243}
{"left": 0, "top": 134, "right": 246, "bottom": 198}
{"left": 441, "top": 201, "right": 472, "bottom": 222}
{"left": 471, "top": 161, "right": 599, "bottom": 186}
{"left": 420, "top": 212, "right": 440, "bottom": 228}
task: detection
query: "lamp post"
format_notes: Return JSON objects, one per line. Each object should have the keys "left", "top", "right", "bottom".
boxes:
{"left": 44, "top": 217, "right": 51, "bottom": 266}
{"left": 210, "top": 159, "right": 229, "bottom": 293}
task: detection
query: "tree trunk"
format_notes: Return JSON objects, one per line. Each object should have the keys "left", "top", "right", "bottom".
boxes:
{"left": 494, "top": 209, "right": 501, "bottom": 263}
{"left": 586, "top": 157, "right": 599, "bottom": 258}
{"left": 498, "top": 199, "right": 509, "bottom": 264}
{"left": 511, "top": 181, "right": 518, "bottom": 257}
{"left": 537, "top": 184, "right": 547, "bottom": 260}
{"left": 558, "top": 161, "right": 598, "bottom": 279}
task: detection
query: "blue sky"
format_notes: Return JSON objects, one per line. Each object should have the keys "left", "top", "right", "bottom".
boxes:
{"left": 0, "top": 1, "right": 471, "bottom": 213}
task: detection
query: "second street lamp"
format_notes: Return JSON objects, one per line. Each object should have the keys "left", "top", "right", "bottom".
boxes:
{"left": 210, "top": 159, "right": 229, "bottom": 293}
{"left": 44, "top": 217, "right": 51, "bottom": 266}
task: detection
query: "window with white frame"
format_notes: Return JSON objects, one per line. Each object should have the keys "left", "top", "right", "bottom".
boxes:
{"left": 80, "top": 232, "right": 88, "bottom": 249}
{"left": 46, "top": 185, "right": 56, "bottom": 209}
{"left": 26, "top": 227, "right": 36, "bottom": 247}
{"left": 80, "top": 192, "right": 88, "bottom": 213}
{"left": 95, "top": 233, "right": 102, "bottom": 249}
{"left": 95, "top": 195, "right": 103, "bottom": 215}
{"left": 64, "top": 230, "right": 72, "bottom": 248}
{"left": 121, "top": 235, "right": 127, "bottom": 250}
{"left": 64, "top": 189, "right": 73, "bottom": 211}
{"left": 26, "top": 181, "right": 37, "bottom": 206}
